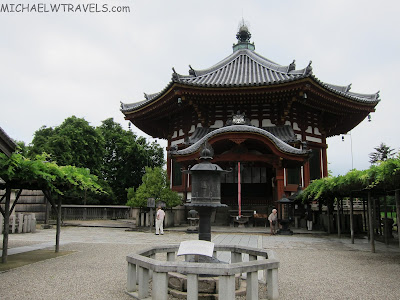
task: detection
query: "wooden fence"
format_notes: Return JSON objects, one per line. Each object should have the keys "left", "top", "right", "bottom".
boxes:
{"left": 50, "top": 205, "right": 130, "bottom": 221}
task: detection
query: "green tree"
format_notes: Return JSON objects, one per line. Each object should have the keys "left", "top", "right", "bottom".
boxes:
{"left": 369, "top": 143, "right": 395, "bottom": 164}
{"left": 96, "top": 118, "right": 164, "bottom": 204}
{"left": 29, "top": 116, "right": 105, "bottom": 176}
{"left": 126, "top": 167, "right": 181, "bottom": 208}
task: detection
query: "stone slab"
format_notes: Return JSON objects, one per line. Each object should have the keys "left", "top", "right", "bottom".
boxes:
{"left": 177, "top": 240, "right": 214, "bottom": 258}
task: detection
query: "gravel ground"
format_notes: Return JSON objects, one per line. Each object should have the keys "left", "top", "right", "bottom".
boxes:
{"left": 1, "top": 227, "right": 399, "bottom": 299}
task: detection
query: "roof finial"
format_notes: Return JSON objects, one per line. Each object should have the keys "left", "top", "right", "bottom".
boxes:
{"left": 233, "top": 19, "right": 255, "bottom": 52}
{"left": 236, "top": 19, "right": 251, "bottom": 43}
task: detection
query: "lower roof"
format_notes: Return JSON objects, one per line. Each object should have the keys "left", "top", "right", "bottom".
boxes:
{"left": 170, "top": 124, "right": 309, "bottom": 157}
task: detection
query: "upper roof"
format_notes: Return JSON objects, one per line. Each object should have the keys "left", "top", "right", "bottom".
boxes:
{"left": 121, "top": 26, "right": 380, "bottom": 114}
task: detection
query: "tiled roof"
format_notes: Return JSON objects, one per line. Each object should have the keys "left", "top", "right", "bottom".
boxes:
{"left": 170, "top": 125, "right": 309, "bottom": 157}
{"left": 0, "top": 126, "right": 17, "bottom": 157}
{"left": 121, "top": 46, "right": 380, "bottom": 113}
{"left": 185, "top": 125, "right": 299, "bottom": 146}
{"left": 175, "top": 49, "right": 310, "bottom": 87}
{"left": 263, "top": 125, "right": 299, "bottom": 144}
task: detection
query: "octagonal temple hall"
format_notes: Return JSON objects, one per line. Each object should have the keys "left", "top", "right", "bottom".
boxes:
{"left": 121, "top": 25, "right": 380, "bottom": 215}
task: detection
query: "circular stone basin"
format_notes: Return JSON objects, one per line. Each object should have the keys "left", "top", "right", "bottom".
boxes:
{"left": 168, "top": 272, "right": 246, "bottom": 299}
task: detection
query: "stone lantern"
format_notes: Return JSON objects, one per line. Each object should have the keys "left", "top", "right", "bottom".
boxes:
{"left": 184, "top": 144, "right": 229, "bottom": 241}
{"left": 276, "top": 194, "right": 294, "bottom": 235}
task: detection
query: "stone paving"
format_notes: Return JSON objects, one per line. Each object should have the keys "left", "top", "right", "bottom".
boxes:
{"left": 1, "top": 222, "right": 399, "bottom": 299}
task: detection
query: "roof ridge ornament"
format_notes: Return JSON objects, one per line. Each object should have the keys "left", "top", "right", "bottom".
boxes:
{"left": 305, "top": 60, "right": 313, "bottom": 75}
{"left": 346, "top": 84, "right": 352, "bottom": 92}
{"left": 288, "top": 60, "right": 296, "bottom": 72}
{"left": 226, "top": 111, "right": 251, "bottom": 126}
{"left": 172, "top": 67, "right": 179, "bottom": 80}
{"left": 189, "top": 65, "right": 196, "bottom": 76}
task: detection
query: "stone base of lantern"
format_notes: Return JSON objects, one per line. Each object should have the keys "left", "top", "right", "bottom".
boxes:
{"left": 168, "top": 272, "right": 246, "bottom": 299}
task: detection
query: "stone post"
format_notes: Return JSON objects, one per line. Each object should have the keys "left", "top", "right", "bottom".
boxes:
{"left": 187, "top": 274, "right": 199, "bottom": 300}
{"left": 18, "top": 213, "right": 23, "bottom": 233}
{"left": 267, "top": 268, "right": 279, "bottom": 300}
{"left": 23, "top": 214, "right": 28, "bottom": 233}
{"left": 152, "top": 272, "right": 168, "bottom": 300}
{"left": 127, "top": 263, "right": 137, "bottom": 293}
{"left": 231, "top": 251, "right": 242, "bottom": 263}
{"left": 10, "top": 215, "right": 16, "bottom": 233}
{"left": 218, "top": 275, "right": 235, "bottom": 300}
{"left": 247, "top": 255, "right": 258, "bottom": 300}
{"left": 138, "top": 267, "right": 150, "bottom": 298}
{"left": 31, "top": 213, "right": 36, "bottom": 233}
{"left": 167, "top": 252, "right": 175, "bottom": 261}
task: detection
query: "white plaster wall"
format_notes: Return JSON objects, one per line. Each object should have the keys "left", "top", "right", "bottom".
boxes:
{"left": 210, "top": 120, "right": 224, "bottom": 128}
{"left": 171, "top": 138, "right": 185, "bottom": 146}
{"left": 250, "top": 119, "right": 259, "bottom": 127}
{"left": 314, "top": 127, "right": 321, "bottom": 135}
{"left": 262, "top": 119, "right": 274, "bottom": 127}
{"left": 306, "top": 136, "right": 322, "bottom": 143}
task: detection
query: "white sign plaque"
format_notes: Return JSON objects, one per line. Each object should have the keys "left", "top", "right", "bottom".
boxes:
{"left": 177, "top": 240, "right": 215, "bottom": 258}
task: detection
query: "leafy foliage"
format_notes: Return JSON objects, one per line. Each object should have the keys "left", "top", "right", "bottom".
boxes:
{"left": 126, "top": 167, "right": 181, "bottom": 208}
{"left": 0, "top": 152, "right": 103, "bottom": 195}
{"left": 369, "top": 143, "right": 395, "bottom": 164}
{"left": 299, "top": 155, "right": 400, "bottom": 203}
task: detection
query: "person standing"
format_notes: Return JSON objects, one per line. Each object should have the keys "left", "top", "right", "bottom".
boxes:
{"left": 306, "top": 204, "right": 313, "bottom": 231}
{"left": 268, "top": 208, "right": 278, "bottom": 235}
{"left": 155, "top": 205, "right": 165, "bottom": 235}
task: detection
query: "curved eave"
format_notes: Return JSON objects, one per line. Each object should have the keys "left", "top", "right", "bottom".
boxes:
{"left": 121, "top": 74, "right": 378, "bottom": 120}
{"left": 170, "top": 125, "right": 310, "bottom": 158}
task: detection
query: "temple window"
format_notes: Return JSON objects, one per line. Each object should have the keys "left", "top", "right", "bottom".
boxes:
{"left": 287, "top": 167, "right": 301, "bottom": 185}
{"left": 309, "top": 148, "right": 322, "bottom": 180}
{"left": 172, "top": 161, "right": 183, "bottom": 186}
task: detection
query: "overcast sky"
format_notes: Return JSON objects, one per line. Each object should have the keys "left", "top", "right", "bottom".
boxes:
{"left": 1, "top": 0, "right": 399, "bottom": 176}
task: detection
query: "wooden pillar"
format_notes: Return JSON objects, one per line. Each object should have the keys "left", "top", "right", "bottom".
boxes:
{"left": 275, "top": 167, "right": 284, "bottom": 203}
{"left": 350, "top": 196, "right": 354, "bottom": 244}
{"left": 396, "top": 189, "right": 400, "bottom": 248}
{"left": 56, "top": 197, "right": 62, "bottom": 253}
{"left": 362, "top": 198, "right": 367, "bottom": 232}
{"left": 368, "top": 191, "right": 375, "bottom": 253}
{"left": 327, "top": 199, "right": 331, "bottom": 234}
{"left": 336, "top": 198, "right": 341, "bottom": 238}
{"left": 303, "top": 161, "right": 311, "bottom": 188}
{"left": 1, "top": 187, "right": 11, "bottom": 263}
{"left": 383, "top": 195, "right": 388, "bottom": 246}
